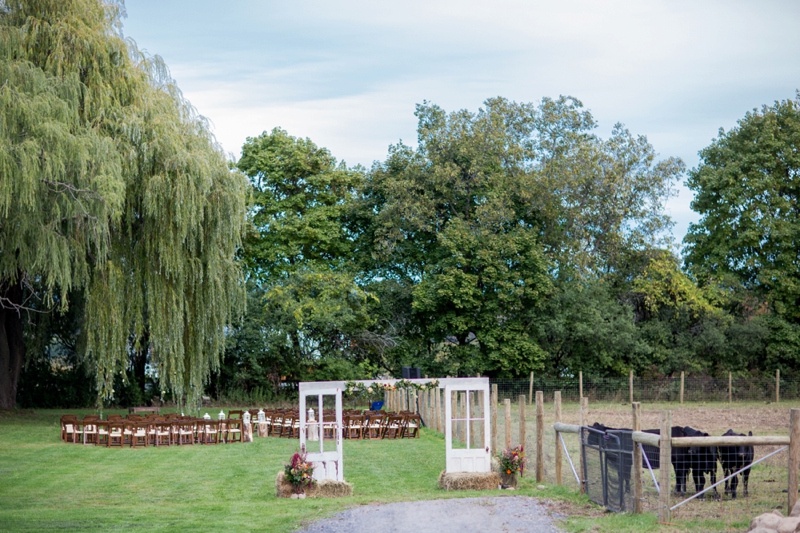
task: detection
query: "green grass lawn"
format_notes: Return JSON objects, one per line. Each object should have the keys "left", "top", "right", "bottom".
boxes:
{"left": 0, "top": 407, "right": 773, "bottom": 532}
{"left": 0, "top": 409, "right": 560, "bottom": 532}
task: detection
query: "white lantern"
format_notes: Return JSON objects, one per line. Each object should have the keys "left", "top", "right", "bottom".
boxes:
{"left": 308, "top": 407, "right": 315, "bottom": 421}
{"left": 218, "top": 410, "right": 226, "bottom": 420}
{"left": 203, "top": 413, "right": 211, "bottom": 420}
{"left": 243, "top": 411, "right": 251, "bottom": 424}
{"left": 257, "top": 409, "right": 266, "bottom": 423}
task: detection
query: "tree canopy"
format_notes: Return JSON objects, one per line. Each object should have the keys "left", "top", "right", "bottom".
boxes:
{"left": 7, "top": 2, "right": 799, "bottom": 408}
{"left": 0, "top": 0, "right": 247, "bottom": 409}
{"left": 685, "top": 95, "right": 800, "bottom": 322}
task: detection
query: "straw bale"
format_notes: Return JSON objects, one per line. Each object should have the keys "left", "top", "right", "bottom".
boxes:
{"left": 438, "top": 470, "right": 501, "bottom": 491}
{"left": 275, "top": 472, "right": 353, "bottom": 498}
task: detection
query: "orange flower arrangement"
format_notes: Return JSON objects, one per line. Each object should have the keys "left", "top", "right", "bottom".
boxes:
{"left": 497, "top": 445, "right": 526, "bottom": 475}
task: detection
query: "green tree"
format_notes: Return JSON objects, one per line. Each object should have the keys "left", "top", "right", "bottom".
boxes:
{"left": 685, "top": 95, "right": 800, "bottom": 323}
{"left": 235, "top": 129, "right": 377, "bottom": 389}
{"left": 527, "top": 97, "right": 684, "bottom": 278}
{"left": 360, "top": 96, "right": 682, "bottom": 377}
{"left": 0, "top": 0, "right": 247, "bottom": 409}
{"left": 365, "top": 98, "right": 552, "bottom": 377}
{"left": 536, "top": 280, "right": 645, "bottom": 377}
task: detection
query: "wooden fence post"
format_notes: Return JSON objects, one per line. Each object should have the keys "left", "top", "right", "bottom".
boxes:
{"left": 629, "top": 369, "right": 634, "bottom": 403}
{"left": 777, "top": 369, "right": 781, "bottom": 403}
{"left": 554, "top": 391, "right": 562, "bottom": 486}
{"left": 519, "top": 394, "right": 526, "bottom": 455}
{"left": 579, "top": 371, "right": 583, "bottom": 400}
{"left": 579, "top": 396, "right": 587, "bottom": 494}
{"left": 658, "top": 410, "right": 672, "bottom": 523}
{"left": 423, "top": 390, "right": 429, "bottom": 425}
{"left": 729, "top": 372, "right": 732, "bottom": 404}
{"left": 680, "top": 371, "right": 685, "bottom": 404}
{"left": 632, "top": 402, "right": 642, "bottom": 514}
{"left": 789, "top": 408, "right": 800, "bottom": 515}
{"left": 504, "top": 399, "right": 512, "bottom": 449}
{"left": 491, "top": 384, "right": 498, "bottom": 452}
{"left": 529, "top": 372, "right": 534, "bottom": 405}
{"left": 536, "top": 390, "right": 544, "bottom": 482}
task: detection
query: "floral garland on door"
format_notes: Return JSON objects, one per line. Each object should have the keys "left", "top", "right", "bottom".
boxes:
{"left": 343, "top": 379, "right": 440, "bottom": 399}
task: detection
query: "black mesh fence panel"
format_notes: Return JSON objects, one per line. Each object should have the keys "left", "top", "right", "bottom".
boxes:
{"left": 581, "top": 427, "right": 635, "bottom": 512}
{"left": 581, "top": 426, "right": 606, "bottom": 509}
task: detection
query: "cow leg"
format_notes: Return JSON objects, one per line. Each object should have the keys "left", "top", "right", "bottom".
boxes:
{"left": 709, "top": 468, "right": 719, "bottom": 500}
{"left": 674, "top": 466, "right": 687, "bottom": 496}
{"left": 693, "top": 470, "right": 705, "bottom": 499}
{"left": 729, "top": 472, "right": 738, "bottom": 499}
{"left": 723, "top": 467, "right": 731, "bottom": 496}
{"left": 742, "top": 467, "right": 750, "bottom": 497}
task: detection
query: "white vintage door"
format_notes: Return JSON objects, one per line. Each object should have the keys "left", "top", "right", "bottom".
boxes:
{"left": 445, "top": 381, "right": 491, "bottom": 473}
{"left": 299, "top": 384, "right": 344, "bottom": 482}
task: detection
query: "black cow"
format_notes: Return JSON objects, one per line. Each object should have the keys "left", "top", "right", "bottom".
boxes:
{"left": 682, "top": 426, "right": 719, "bottom": 500}
{"left": 588, "top": 423, "right": 633, "bottom": 494}
{"left": 592, "top": 423, "right": 690, "bottom": 497}
{"left": 641, "top": 426, "right": 691, "bottom": 496}
{"left": 719, "top": 429, "right": 754, "bottom": 499}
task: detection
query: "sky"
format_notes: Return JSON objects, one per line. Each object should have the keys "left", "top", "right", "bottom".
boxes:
{"left": 121, "top": 0, "right": 800, "bottom": 244}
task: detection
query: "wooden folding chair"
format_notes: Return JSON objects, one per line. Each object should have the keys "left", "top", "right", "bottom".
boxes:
{"left": 367, "top": 412, "right": 387, "bottom": 439}
{"left": 226, "top": 418, "right": 242, "bottom": 443}
{"left": 108, "top": 422, "right": 125, "bottom": 448}
{"left": 94, "top": 420, "right": 109, "bottom": 446}
{"left": 382, "top": 415, "right": 405, "bottom": 439}
{"left": 81, "top": 415, "right": 100, "bottom": 445}
{"left": 197, "top": 419, "right": 217, "bottom": 444}
{"left": 404, "top": 414, "right": 421, "bottom": 438}
{"left": 347, "top": 415, "right": 365, "bottom": 439}
{"left": 177, "top": 419, "right": 195, "bottom": 445}
{"left": 59, "top": 415, "right": 78, "bottom": 443}
{"left": 154, "top": 420, "right": 172, "bottom": 446}
{"left": 131, "top": 421, "right": 149, "bottom": 448}
{"left": 270, "top": 412, "right": 284, "bottom": 437}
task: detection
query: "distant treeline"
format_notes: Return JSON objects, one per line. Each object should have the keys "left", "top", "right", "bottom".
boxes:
{"left": 18, "top": 87, "right": 800, "bottom": 407}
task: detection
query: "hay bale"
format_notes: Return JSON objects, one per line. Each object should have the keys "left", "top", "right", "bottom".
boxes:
{"left": 438, "top": 470, "right": 501, "bottom": 491}
{"left": 315, "top": 479, "right": 353, "bottom": 498}
{"left": 275, "top": 472, "right": 353, "bottom": 498}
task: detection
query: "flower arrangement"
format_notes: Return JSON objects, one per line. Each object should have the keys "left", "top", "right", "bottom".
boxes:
{"left": 284, "top": 449, "right": 315, "bottom": 494}
{"left": 343, "top": 379, "right": 439, "bottom": 398}
{"left": 497, "top": 445, "right": 526, "bottom": 476}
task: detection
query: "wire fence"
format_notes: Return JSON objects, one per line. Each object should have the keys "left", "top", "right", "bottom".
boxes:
{"left": 491, "top": 375, "right": 800, "bottom": 403}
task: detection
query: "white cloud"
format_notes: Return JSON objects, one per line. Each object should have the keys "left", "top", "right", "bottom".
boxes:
{"left": 124, "top": 0, "right": 800, "bottom": 241}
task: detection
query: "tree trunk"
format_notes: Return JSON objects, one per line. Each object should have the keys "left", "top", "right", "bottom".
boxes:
{"left": 0, "top": 281, "right": 26, "bottom": 410}
{"left": 131, "top": 332, "right": 149, "bottom": 398}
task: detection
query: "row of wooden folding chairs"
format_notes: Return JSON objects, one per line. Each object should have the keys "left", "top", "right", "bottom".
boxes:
{"left": 60, "top": 415, "right": 244, "bottom": 447}
{"left": 341, "top": 411, "right": 421, "bottom": 439}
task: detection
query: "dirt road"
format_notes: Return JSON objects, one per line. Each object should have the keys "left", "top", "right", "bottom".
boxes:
{"left": 296, "top": 496, "right": 563, "bottom": 533}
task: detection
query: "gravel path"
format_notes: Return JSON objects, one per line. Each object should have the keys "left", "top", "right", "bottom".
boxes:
{"left": 296, "top": 496, "right": 564, "bottom": 533}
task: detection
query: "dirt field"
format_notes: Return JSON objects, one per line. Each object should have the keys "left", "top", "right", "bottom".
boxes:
{"left": 497, "top": 399, "right": 796, "bottom": 530}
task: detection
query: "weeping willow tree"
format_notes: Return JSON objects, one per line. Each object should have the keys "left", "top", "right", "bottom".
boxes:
{"left": 0, "top": 0, "right": 247, "bottom": 409}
